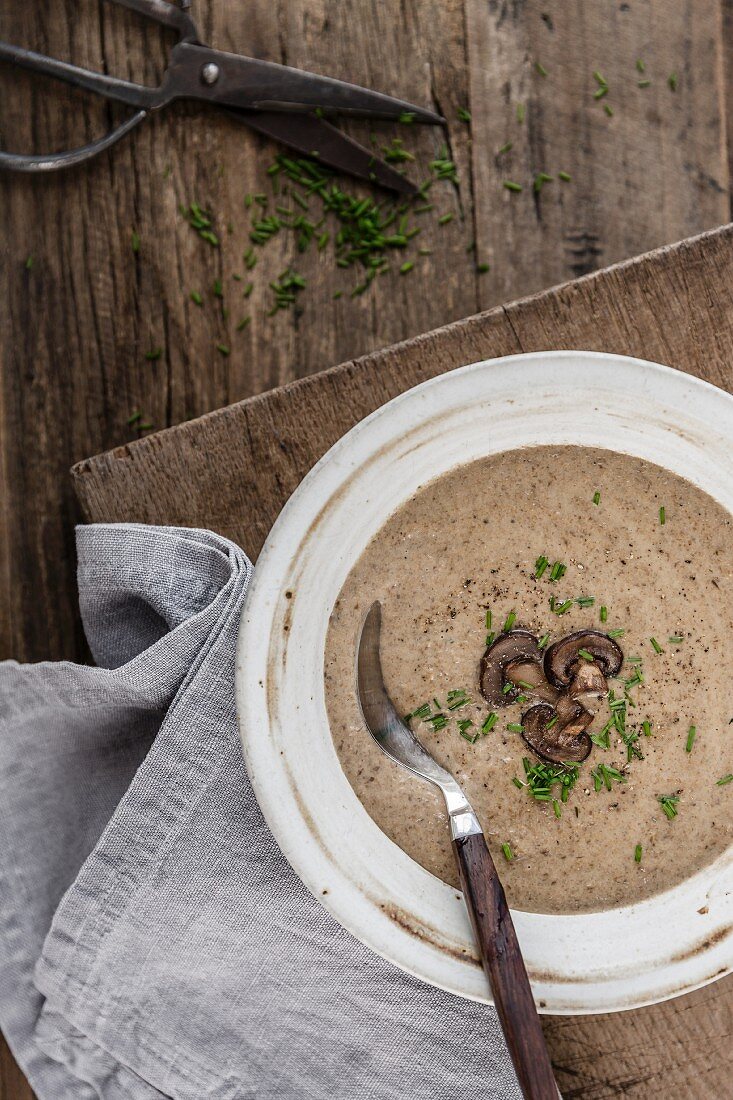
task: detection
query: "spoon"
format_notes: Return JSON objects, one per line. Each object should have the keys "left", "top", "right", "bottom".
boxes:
{"left": 357, "top": 601, "right": 559, "bottom": 1100}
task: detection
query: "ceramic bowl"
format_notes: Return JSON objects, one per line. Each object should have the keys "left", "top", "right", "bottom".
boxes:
{"left": 236, "top": 351, "right": 733, "bottom": 1014}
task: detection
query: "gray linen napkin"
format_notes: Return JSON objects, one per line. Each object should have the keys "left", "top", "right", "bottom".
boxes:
{"left": 0, "top": 523, "right": 520, "bottom": 1099}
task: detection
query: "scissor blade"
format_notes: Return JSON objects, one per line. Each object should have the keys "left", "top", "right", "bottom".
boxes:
{"left": 168, "top": 42, "right": 443, "bottom": 124}
{"left": 231, "top": 110, "right": 417, "bottom": 194}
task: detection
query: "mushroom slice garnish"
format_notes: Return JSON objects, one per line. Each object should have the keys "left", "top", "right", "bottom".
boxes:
{"left": 544, "top": 630, "right": 623, "bottom": 691}
{"left": 479, "top": 629, "right": 542, "bottom": 707}
{"left": 520, "top": 696, "right": 593, "bottom": 764}
{"left": 568, "top": 657, "right": 608, "bottom": 708}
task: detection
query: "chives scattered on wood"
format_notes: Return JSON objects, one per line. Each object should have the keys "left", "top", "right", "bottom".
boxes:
{"left": 668, "top": 72, "right": 678, "bottom": 92}
{"left": 503, "top": 180, "right": 523, "bottom": 192}
{"left": 516, "top": 103, "right": 525, "bottom": 123}
{"left": 457, "top": 107, "right": 472, "bottom": 122}
{"left": 638, "top": 79, "right": 651, "bottom": 88}
{"left": 216, "top": 343, "right": 230, "bottom": 357}
{"left": 498, "top": 141, "right": 513, "bottom": 154}
{"left": 558, "top": 170, "right": 571, "bottom": 182}
{"left": 145, "top": 348, "right": 162, "bottom": 361}
{"left": 604, "top": 104, "right": 614, "bottom": 117}
{"left": 131, "top": 231, "right": 140, "bottom": 253}
{"left": 236, "top": 317, "right": 251, "bottom": 331}
{"left": 127, "top": 411, "right": 142, "bottom": 425}
{"left": 438, "top": 212, "right": 455, "bottom": 225}
{"left": 533, "top": 172, "right": 554, "bottom": 192}
{"left": 636, "top": 59, "right": 645, "bottom": 73}
{"left": 535, "top": 61, "right": 548, "bottom": 77}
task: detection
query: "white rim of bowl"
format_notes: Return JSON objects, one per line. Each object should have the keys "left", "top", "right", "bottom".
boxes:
{"left": 236, "top": 351, "right": 733, "bottom": 1014}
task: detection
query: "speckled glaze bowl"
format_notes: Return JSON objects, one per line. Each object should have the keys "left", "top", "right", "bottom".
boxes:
{"left": 236, "top": 351, "right": 733, "bottom": 1014}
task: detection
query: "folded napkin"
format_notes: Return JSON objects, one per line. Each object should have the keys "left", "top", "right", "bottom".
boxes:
{"left": 0, "top": 524, "right": 519, "bottom": 1099}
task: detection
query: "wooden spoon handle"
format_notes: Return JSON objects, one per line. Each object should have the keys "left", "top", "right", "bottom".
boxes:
{"left": 453, "top": 832, "right": 559, "bottom": 1099}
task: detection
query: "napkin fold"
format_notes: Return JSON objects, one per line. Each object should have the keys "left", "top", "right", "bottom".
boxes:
{"left": 0, "top": 524, "right": 519, "bottom": 1099}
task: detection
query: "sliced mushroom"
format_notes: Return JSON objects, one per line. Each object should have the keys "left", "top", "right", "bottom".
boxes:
{"left": 479, "top": 629, "right": 542, "bottom": 706}
{"left": 544, "top": 630, "right": 623, "bottom": 691}
{"left": 505, "top": 658, "right": 558, "bottom": 704}
{"left": 520, "top": 696, "right": 593, "bottom": 764}
{"left": 568, "top": 658, "right": 608, "bottom": 706}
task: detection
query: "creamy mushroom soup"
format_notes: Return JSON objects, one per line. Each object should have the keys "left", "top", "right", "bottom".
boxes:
{"left": 324, "top": 446, "right": 733, "bottom": 914}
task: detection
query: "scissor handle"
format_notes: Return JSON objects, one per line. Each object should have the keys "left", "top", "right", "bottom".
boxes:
{"left": 0, "top": 111, "right": 147, "bottom": 173}
{"left": 107, "top": 0, "right": 198, "bottom": 42}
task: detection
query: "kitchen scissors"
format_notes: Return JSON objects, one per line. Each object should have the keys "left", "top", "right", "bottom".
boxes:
{"left": 0, "top": 0, "right": 443, "bottom": 193}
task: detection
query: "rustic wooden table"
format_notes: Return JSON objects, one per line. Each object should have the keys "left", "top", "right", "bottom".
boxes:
{"left": 2, "top": 1, "right": 733, "bottom": 1097}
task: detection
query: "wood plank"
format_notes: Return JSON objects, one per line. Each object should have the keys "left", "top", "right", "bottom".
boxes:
{"left": 73, "top": 222, "right": 733, "bottom": 1100}
{"left": 1, "top": 0, "right": 732, "bottom": 1095}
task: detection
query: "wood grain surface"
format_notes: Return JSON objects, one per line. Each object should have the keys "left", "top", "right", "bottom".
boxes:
{"left": 2, "top": 0, "right": 733, "bottom": 1096}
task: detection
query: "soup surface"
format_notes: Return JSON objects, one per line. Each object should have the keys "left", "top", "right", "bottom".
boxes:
{"left": 324, "top": 446, "right": 733, "bottom": 913}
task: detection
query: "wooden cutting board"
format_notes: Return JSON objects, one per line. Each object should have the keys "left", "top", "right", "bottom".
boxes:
{"left": 72, "top": 223, "right": 733, "bottom": 1099}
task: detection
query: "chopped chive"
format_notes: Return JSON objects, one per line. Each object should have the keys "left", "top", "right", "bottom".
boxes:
{"left": 636, "top": 59, "right": 645, "bottom": 73}
{"left": 501, "top": 842, "right": 514, "bottom": 861}
{"left": 538, "top": 632, "right": 550, "bottom": 650}
{"left": 485, "top": 631, "right": 495, "bottom": 646}
{"left": 607, "top": 628, "right": 625, "bottom": 638}
{"left": 438, "top": 212, "right": 454, "bottom": 225}
{"left": 131, "top": 230, "right": 140, "bottom": 253}
{"left": 516, "top": 103, "right": 525, "bottom": 123}
{"left": 498, "top": 142, "right": 513, "bottom": 155}
{"left": 216, "top": 343, "right": 230, "bottom": 357}
{"left": 576, "top": 596, "right": 595, "bottom": 608}
{"left": 553, "top": 599, "right": 573, "bottom": 616}
{"left": 507, "top": 723, "right": 524, "bottom": 734}
{"left": 600, "top": 606, "right": 608, "bottom": 622}
{"left": 535, "top": 61, "right": 548, "bottom": 77}
{"left": 553, "top": 799, "right": 562, "bottom": 819}
{"left": 658, "top": 793, "right": 680, "bottom": 819}
{"left": 458, "top": 719, "right": 477, "bottom": 742}
{"left": 485, "top": 609, "right": 492, "bottom": 630}
{"left": 502, "top": 682, "right": 514, "bottom": 695}
{"left": 503, "top": 180, "right": 523, "bottom": 192}
{"left": 137, "top": 421, "right": 154, "bottom": 431}
{"left": 476, "top": 262, "right": 490, "bottom": 273}
{"left": 594, "top": 85, "right": 609, "bottom": 100}
{"left": 685, "top": 725, "right": 696, "bottom": 753}
{"left": 668, "top": 72, "right": 678, "bottom": 92}
{"left": 457, "top": 107, "right": 472, "bottom": 122}
{"left": 399, "top": 111, "right": 415, "bottom": 123}
{"left": 577, "top": 648, "right": 595, "bottom": 661}
{"left": 638, "top": 79, "right": 651, "bottom": 88}
{"left": 650, "top": 637, "right": 664, "bottom": 654}
{"left": 549, "top": 560, "right": 567, "bottom": 582}
{"left": 399, "top": 261, "right": 414, "bottom": 275}
{"left": 534, "top": 554, "right": 549, "bottom": 578}
{"left": 127, "top": 411, "right": 142, "bottom": 426}
{"left": 213, "top": 278, "right": 223, "bottom": 298}
{"left": 558, "top": 170, "right": 571, "bottom": 182}
{"left": 25, "top": 255, "right": 34, "bottom": 270}
{"left": 512, "top": 776, "right": 524, "bottom": 789}
{"left": 603, "top": 103, "right": 614, "bottom": 117}
{"left": 634, "top": 844, "right": 643, "bottom": 863}
{"left": 717, "top": 774, "right": 733, "bottom": 786}
{"left": 642, "top": 720, "right": 652, "bottom": 737}
{"left": 482, "top": 712, "right": 499, "bottom": 734}
{"left": 592, "top": 490, "right": 601, "bottom": 505}
{"left": 145, "top": 347, "right": 162, "bottom": 361}
{"left": 593, "top": 71, "right": 607, "bottom": 87}
{"left": 533, "top": 172, "right": 554, "bottom": 192}
{"left": 668, "top": 635, "right": 684, "bottom": 644}
{"left": 659, "top": 506, "right": 666, "bottom": 525}
{"left": 502, "top": 611, "right": 517, "bottom": 632}
{"left": 189, "top": 290, "right": 203, "bottom": 307}
{"left": 236, "top": 317, "right": 251, "bottom": 331}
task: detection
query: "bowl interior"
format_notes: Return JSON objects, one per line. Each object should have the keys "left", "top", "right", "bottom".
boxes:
{"left": 236, "top": 351, "right": 733, "bottom": 1014}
